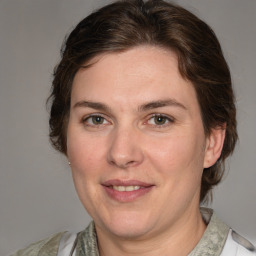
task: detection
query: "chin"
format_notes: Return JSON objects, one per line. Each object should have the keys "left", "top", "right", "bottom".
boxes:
{"left": 107, "top": 223, "right": 152, "bottom": 239}
{"left": 97, "top": 211, "right": 155, "bottom": 239}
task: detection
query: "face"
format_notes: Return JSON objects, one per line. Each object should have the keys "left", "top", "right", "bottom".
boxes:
{"left": 67, "top": 46, "right": 213, "bottom": 240}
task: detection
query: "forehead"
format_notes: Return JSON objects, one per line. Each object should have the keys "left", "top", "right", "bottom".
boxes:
{"left": 71, "top": 46, "right": 198, "bottom": 111}
{"left": 74, "top": 46, "right": 180, "bottom": 85}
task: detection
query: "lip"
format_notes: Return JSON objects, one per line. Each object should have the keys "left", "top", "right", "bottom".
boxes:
{"left": 101, "top": 179, "right": 154, "bottom": 202}
{"left": 102, "top": 179, "right": 153, "bottom": 187}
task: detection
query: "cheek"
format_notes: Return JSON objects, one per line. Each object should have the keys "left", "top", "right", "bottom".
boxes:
{"left": 146, "top": 131, "right": 205, "bottom": 182}
{"left": 148, "top": 134, "right": 197, "bottom": 166}
{"left": 67, "top": 128, "right": 105, "bottom": 171}
{"left": 67, "top": 130, "right": 105, "bottom": 210}
{"left": 66, "top": 134, "right": 106, "bottom": 207}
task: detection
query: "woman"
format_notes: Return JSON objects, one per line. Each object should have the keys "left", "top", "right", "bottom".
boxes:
{"left": 11, "top": 0, "right": 255, "bottom": 255}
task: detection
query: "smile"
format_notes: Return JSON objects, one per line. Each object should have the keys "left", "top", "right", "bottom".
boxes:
{"left": 112, "top": 185, "right": 141, "bottom": 192}
{"left": 102, "top": 179, "right": 154, "bottom": 202}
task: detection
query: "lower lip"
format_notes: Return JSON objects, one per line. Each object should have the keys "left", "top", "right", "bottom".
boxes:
{"left": 103, "top": 186, "right": 154, "bottom": 202}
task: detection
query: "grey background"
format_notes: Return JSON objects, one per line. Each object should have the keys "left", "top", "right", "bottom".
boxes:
{"left": 0, "top": 0, "right": 255, "bottom": 255}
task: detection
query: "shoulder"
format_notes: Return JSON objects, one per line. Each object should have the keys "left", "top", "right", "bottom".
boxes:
{"left": 221, "top": 229, "right": 256, "bottom": 256}
{"left": 9, "top": 232, "right": 65, "bottom": 256}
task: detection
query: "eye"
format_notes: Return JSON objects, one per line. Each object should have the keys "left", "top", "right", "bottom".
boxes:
{"left": 83, "top": 115, "right": 109, "bottom": 126}
{"left": 147, "top": 114, "right": 174, "bottom": 127}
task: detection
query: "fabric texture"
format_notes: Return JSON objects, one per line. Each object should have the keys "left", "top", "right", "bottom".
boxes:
{"left": 220, "top": 230, "right": 256, "bottom": 256}
{"left": 57, "top": 231, "right": 78, "bottom": 255}
{"left": 75, "top": 223, "right": 99, "bottom": 256}
{"left": 188, "top": 208, "right": 230, "bottom": 255}
{"left": 10, "top": 232, "right": 64, "bottom": 256}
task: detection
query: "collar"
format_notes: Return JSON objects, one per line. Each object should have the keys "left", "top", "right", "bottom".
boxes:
{"left": 188, "top": 207, "right": 230, "bottom": 256}
{"left": 76, "top": 222, "right": 99, "bottom": 256}
{"left": 76, "top": 208, "right": 229, "bottom": 256}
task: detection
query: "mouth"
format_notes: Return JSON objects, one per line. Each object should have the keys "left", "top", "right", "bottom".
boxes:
{"left": 112, "top": 185, "right": 141, "bottom": 192}
{"left": 101, "top": 179, "right": 154, "bottom": 202}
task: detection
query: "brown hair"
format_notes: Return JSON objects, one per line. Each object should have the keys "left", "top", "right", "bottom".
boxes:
{"left": 48, "top": 0, "right": 237, "bottom": 202}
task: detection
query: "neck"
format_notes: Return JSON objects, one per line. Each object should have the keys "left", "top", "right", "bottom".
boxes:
{"left": 96, "top": 207, "right": 206, "bottom": 256}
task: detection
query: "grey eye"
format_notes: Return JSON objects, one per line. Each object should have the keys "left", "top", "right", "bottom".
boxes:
{"left": 147, "top": 114, "right": 174, "bottom": 127}
{"left": 84, "top": 115, "right": 108, "bottom": 126}
{"left": 154, "top": 116, "right": 167, "bottom": 125}
{"left": 91, "top": 116, "right": 105, "bottom": 125}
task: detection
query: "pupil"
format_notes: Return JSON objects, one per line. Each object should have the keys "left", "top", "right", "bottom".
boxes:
{"left": 93, "top": 116, "right": 103, "bottom": 124}
{"left": 155, "top": 116, "right": 166, "bottom": 125}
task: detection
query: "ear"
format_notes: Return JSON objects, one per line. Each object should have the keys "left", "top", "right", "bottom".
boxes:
{"left": 203, "top": 125, "right": 226, "bottom": 168}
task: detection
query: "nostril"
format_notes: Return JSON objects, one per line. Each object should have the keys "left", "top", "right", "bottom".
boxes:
{"left": 109, "top": 160, "right": 136, "bottom": 169}
{"left": 127, "top": 160, "right": 136, "bottom": 166}
{"left": 123, "top": 161, "right": 134, "bottom": 168}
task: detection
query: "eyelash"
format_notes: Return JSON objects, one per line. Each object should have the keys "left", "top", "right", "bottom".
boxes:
{"left": 82, "top": 113, "right": 175, "bottom": 128}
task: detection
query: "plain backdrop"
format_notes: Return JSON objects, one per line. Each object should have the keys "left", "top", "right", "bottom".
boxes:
{"left": 0, "top": 0, "right": 255, "bottom": 255}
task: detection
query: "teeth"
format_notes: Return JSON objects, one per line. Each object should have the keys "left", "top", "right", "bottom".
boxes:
{"left": 113, "top": 185, "right": 141, "bottom": 192}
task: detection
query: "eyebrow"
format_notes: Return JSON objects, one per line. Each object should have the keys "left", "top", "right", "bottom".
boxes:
{"left": 73, "top": 101, "right": 111, "bottom": 112}
{"left": 73, "top": 98, "right": 187, "bottom": 112}
{"left": 138, "top": 99, "right": 187, "bottom": 112}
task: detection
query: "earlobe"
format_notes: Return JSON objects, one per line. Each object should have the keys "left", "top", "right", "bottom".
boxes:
{"left": 203, "top": 125, "right": 226, "bottom": 168}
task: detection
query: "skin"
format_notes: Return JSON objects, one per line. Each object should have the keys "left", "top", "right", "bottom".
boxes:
{"left": 67, "top": 46, "right": 225, "bottom": 255}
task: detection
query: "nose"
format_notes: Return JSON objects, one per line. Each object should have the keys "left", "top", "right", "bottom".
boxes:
{"left": 107, "top": 126, "right": 144, "bottom": 169}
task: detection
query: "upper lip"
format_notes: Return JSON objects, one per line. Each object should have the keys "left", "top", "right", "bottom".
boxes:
{"left": 102, "top": 179, "right": 153, "bottom": 187}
